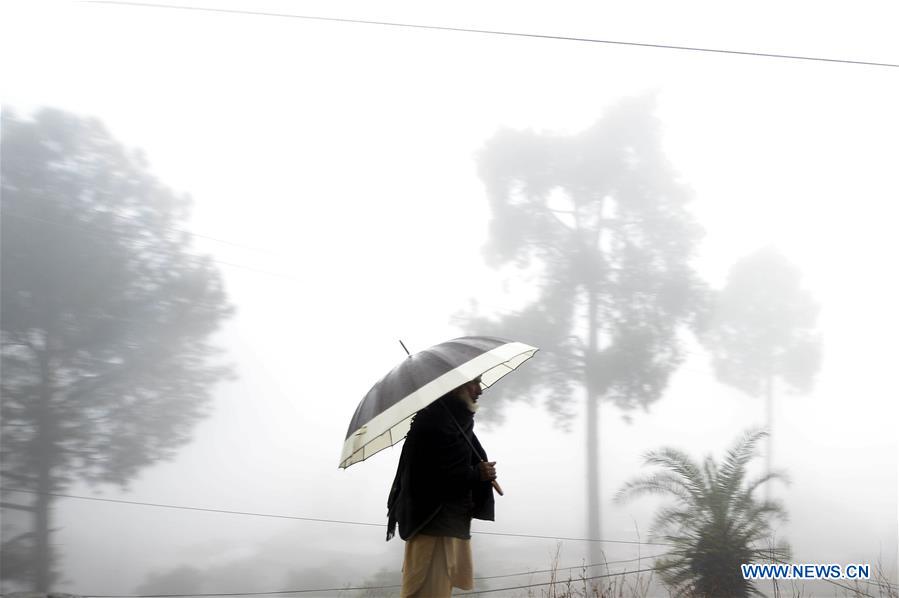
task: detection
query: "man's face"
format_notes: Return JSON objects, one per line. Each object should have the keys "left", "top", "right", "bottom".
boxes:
{"left": 464, "top": 377, "right": 483, "bottom": 402}
{"left": 456, "top": 377, "right": 483, "bottom": 413}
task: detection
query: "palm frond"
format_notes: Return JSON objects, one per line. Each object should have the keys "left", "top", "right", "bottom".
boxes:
{"left": 742, "top": 469, "right": 790, "bottom": 499}
{"left": 615, "top": 471, "right": 698, "bottom": 504}
{"left": 719, "top": 429, "right": 767, "bottom": 501}
{"left": 643, "top": 447, "right": 709, "bottom": 503}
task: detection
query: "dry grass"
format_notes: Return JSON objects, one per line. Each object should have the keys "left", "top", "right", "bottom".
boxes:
{"left": 776, "top": 557, "right": 899, "bottom": 598}
{"left": 517, "top": 544, "right": 657, "bottom": 598}
{"left": 356, "top": 546, "right": 896, "bottom": 597}
{"left": 504, "top": 552, "right": 897, "bottom": 598}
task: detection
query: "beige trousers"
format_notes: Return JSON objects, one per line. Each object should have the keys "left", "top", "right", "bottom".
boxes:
{"left": 401, "top": 534, "right": 474, "bottom": 597}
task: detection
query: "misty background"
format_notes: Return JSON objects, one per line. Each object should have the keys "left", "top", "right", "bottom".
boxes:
{"left": 2, "top": 1, "right": 897, "bottom": 596}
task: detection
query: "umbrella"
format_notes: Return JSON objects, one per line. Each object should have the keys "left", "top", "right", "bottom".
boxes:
{"left": 339, "top": 336, "right": 538, "bottom": 472}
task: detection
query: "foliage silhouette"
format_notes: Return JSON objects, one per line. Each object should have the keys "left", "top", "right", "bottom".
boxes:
{"left": 454, "top": 95, "right": 706, "bottom": 564}
{"left": 0, "top": 108, "right": 233, "bottom": 591}
{"left": 616, "top": 429, "right": 790, "bottom": 598}
{"left": 699, "top": 247, "right": 820, "bottom": 494}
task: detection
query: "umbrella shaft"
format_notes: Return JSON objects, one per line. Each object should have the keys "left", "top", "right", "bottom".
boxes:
{"left": 440, "top": 402, "right": 486, "bottom": 460}
{"left": 439, "top": 401, "right": 504, "bottom": 495}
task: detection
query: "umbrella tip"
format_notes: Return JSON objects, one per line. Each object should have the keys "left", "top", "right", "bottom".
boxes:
{"left": 399, "top": 339, "right": 412, "bottom": 358}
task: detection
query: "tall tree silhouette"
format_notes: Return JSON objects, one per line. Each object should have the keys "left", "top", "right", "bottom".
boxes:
{"left": 700, "top": 247, "right": 820, "bottom": 497}
{"left": 0, "top": 109, "right": 233, "bottom": 591}
{"left": 455, "top": 96, "right": 705, "bottom": 566}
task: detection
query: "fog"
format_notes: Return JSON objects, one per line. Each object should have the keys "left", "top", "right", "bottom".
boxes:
{"left": 2, "top": 1, "right": 897, "bottom": 597}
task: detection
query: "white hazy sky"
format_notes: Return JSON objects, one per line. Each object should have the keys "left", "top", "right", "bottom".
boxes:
{"left": 2, "top": 1, "right": 898, "bottom": 595}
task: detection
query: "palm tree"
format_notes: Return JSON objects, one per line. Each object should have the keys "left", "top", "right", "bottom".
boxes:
{"left": 616, "top": 430, "right": 790, "bottom": 598}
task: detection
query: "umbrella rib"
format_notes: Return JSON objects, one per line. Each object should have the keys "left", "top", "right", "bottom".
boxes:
{"left": 483, "top": 360, "right": 516, "bottom": 387}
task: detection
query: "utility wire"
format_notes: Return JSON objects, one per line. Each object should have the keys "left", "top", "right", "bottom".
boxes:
{"left": 0, "top": 488, "right": 673, "bottom": 546}
{"left": 1, "top": 563, "right": 890, "bottom": 598}
{"left": 0, "top": 488, "right": 381, "bottom": 528}
{"left": 460, "top": 569, "right": 882, "bottom": 598}
{"left": 767, "top": 556, "right": 893, "bottom": 597}
{"left": 63, "top": 555, "right": 677, "bottom": 598}
{"left": 464, "top": 562, "right": 886, "bottom": 598}
{"left": 476, "top": 552, "right": 673, "bottom": 580}
{"left": 28, "top": 565, "right": 664, "bottom": 597}
{"left": 0, "top": 546, "right": 886, "bottom": 597}
{"left": 471, "top": 528, "right": 671, "bottom": 546}
{"left": 3, "top": 491, "right": 889, "bottom": 597}
{"left": 82, "top": 1, "right": 899, "bottom": 69}
{"left": 0, "top": 491, "right": 680, "bottom": 595}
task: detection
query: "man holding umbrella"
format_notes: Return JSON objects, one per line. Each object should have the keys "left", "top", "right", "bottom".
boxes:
{"left": 339, "top": 336, "right": 538, "bottom": 597}
{"left": 387, "top": 375, "right": 497, "bottom": 596}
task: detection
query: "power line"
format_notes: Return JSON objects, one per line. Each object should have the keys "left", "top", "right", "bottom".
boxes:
{"left": 477, "top": 552, "right": 673, "bottom": 580}
{"left": 461, "top": 563, "right": 888, "bottom": 598}
{"left": 2, "top": 560, "right": 889, "bottom": 598}
{"left": 0, "top": 488, "right": 673, "bottom": 546}
{"left": 0, "top": 488, "right": 381, "bottom": 528}
{"left": 24, "top": 565, "right": 664, "bottom": 597}
{"left": 83, "top": 1, "right": 899, "bottom": 69}
{"left": 766, "top": 557, "right": 893, "bottom": 597}
{"left": 472, "top": 528, "right": 671, "bottom": 546}
{"left": 4, "top": 489, "right": 890, "bottom": 597}
{"left": 62, "top": 555, "right": 677, "bottom": 598}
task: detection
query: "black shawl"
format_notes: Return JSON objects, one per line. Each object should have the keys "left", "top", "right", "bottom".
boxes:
{"left": 386, "top": 394, "right": 495, "bottom": 541}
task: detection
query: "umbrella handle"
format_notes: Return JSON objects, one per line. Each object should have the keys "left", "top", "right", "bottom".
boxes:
{"left": 491, "top": 479, "right": 504, "bottom": 496}
{"left": 481, "top": 460, "right": 504, "bottom": 496}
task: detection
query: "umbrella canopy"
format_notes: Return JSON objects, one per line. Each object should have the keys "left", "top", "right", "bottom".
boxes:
{"left": 339, "top": 336, "right": 538, "bottom": 469}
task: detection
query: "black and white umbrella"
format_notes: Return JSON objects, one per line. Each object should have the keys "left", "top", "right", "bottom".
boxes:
{"left": 339, "top": 336, "right": 538, "bottom": 469}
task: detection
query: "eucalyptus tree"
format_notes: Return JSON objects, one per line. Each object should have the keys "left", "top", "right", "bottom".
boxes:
{"left": 616, "top": 429, "right": 790, "bottom": 598}
{"left": 456, "top": 96, "right": 705, "bottom": 565}
{"left": 1, "top": 109, "right": 233, "bottom": 591}
{"left": 700, "top": 247, "right": 820, "bottom": 493}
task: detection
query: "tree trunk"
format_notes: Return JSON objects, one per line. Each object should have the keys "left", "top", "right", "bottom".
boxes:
{"left": 764, "top": 372, "right": 774, "bottom": 505}
{"left": 33, "top": 347, "right": 56, "bottom": 592}
{"left": 585, "top": 288, "right": 604, "bottom": 573}
{"left": 34, "top": 465, "right": 53, "bottom": 592}
{"left": 586, "top": 387, "right": 603, "bottom": 571}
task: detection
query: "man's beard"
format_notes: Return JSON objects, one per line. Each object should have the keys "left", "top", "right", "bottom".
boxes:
{"left": 459, "top": 389, "right": 479, "bottom": 413}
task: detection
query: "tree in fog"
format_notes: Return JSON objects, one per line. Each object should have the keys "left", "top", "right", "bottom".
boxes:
{"left": 0, "top": 109, "right": 233, "bottom": 591}
{"left": 616, "top": 429, "right": 790, "bottom": 598}
{"left": 700, "top": 247, "right": 820, "bottom": 495}
{"left": 456, "top": 96, "right": 704, "bottom": 565}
